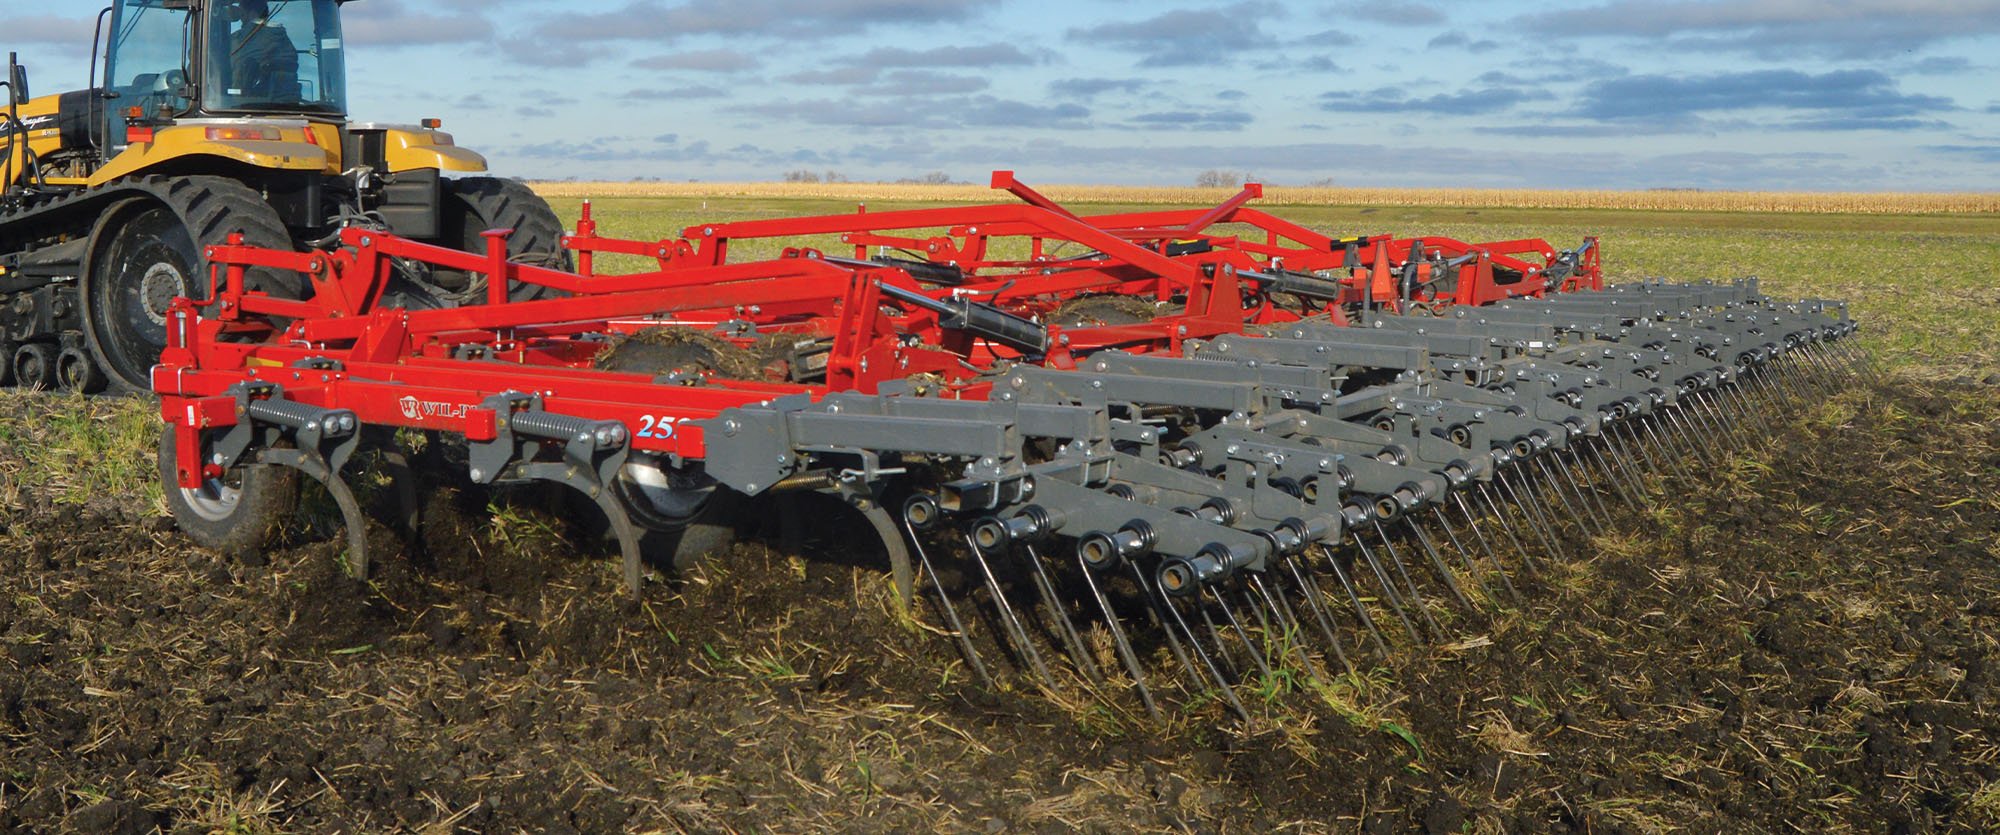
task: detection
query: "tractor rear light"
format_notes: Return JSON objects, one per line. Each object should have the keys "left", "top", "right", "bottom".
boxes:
{"left": 206, "top": 126, "right": 282, "bottom": 142}
{"left": 125, "top": 125, "right": 155, "bottom": 144}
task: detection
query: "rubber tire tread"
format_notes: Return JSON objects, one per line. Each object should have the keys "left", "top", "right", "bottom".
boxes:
{"left": 445, "top": 176, "right": 575, "bottom": 278}
{"left": 157, "top": 426, "right": 301, "bottom": 559}
{"left": 84, "top": 175, "right": 298, "bottom": 393}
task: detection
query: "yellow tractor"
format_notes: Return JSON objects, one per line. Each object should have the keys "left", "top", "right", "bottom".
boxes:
{"left": 0, "top": 0, "right": 567, "bottom": 392}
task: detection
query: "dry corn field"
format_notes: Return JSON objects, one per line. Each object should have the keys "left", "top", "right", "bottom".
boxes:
{"left": 531, "top": 181, "right": 2000, "bottom": 215}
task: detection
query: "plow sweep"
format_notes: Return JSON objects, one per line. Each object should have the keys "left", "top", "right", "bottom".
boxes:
{"left": 153, "top": 175, "right": 1862, "bottom": 723}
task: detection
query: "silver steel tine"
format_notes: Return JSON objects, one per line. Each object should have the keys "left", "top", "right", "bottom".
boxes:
{"left": 1408, "top": 514, "right": 1486, "bottom": 613}
{"left": 1586, "top": 436, "right": 1642, "bottom": 509}
{"left": 1076, "top": 552, "right": 1162, "bottom": 722}
{"left": 964, "top": 533, "right": 1055, "bottom": 688}
{"left": 1214, "top": 586, "right": 1275, "bottom": 683}
{"left": 904, "top": 520, "right": 993, "bottom": 688}
{"left": 1531, "top": 453, "right": 1593, "bottom": 537}
{"left": 1423, "top": 508, "right": 1503, "bottom": 606}
{"left": 1477, "top": 481, "right": 1540, "bottom": 573}
{"left": 1277, "top": 554, "right": 1357, "bottom": 676}
{"left": 1151, "top": 575, "right": 1251, "bottom": 722}
{"left": 1558, "top": 447, "right": 1616, "bottom": 528}
{"left": 1127, "top": 562, "right": 1205, "bottom": 704}
{"left": 1499, "top": 467, "right": 1568, "bottom": 562}
{"left": 1350, "top": 532, "right": 1424, "bottom": 642}
{"left": 1372, "top": 521, "right": 1444, "bottom": 639}
{"left": 1438, "top": 502, "right": 1518, "bottom": 604}
{"left": 1319, "top": 543, "right": 1393, "bottom": 660}
{"left": 1022, "top": 543, "right": 1105, "bottom": 686}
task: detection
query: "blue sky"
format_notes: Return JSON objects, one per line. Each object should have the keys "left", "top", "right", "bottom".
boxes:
{"left": 5, "top": 0, "right": 1999, "bottom": 189}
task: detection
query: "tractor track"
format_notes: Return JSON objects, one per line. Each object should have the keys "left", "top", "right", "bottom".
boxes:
{"left": 2, "top": 377, "right": 1997, "bottom": 833}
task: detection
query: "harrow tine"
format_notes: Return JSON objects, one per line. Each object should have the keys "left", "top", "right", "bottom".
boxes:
{"left": 1075, "top": 556, "right": 1163, "bottom": 722}
{"left": 1147, "top": 570, "right": 1251, "bottom": 722}
{"left": 1352, "top": 530, "right": 1426, "bottom": 642}
{"left": 1536, "top": 454, "right": 1598, "bottom": 537}
{"left": 904, "top": 517, "right": 994, "bottom": 688}
{"left": 1212, "top": 587, "right": 1276, "bottom": 684}
{"left": 1498, "top": 469, "right": 1567, "bottom": 562}
{"left": 1586, "top": 437, "right": 1644, "bottom": 510}
{"left": 1436, "top": 503, "right": 1518, "bottom": 605}
{"left": 1318, "top": 544, "right": 1394, "bottom": 661}
{"left": 1250, "top": 574, "right": 1337, "bottom": 692}
{"left": 1371, "top": 522, "right": 1445, "bottom": 638}
{"left": 1477, "top": 481, "right": 1542, "bottom": 573}
{"left": 1275, "top": 554, "right": 1358, "bottom": 676}
{"left": 1406, "top": 516, "right": 1485, "bottom": 613}
{"left": 964, "top": 533, "right": 1056, "bottom": 689}
{"left": 1557, "top": 448, "right": 1616, "bottom": 530}
{"left": 1023, "top": 543, "right": 1106, "bottom": 687}
{"left": 1640, "top": 419, "right": 1692, "bottom": 482}
{"left": 1422, "top": 508, "right": 1503, "bottom": 606}
{"left": 1127, "top": 562, "right": 1212, "bottom": 708}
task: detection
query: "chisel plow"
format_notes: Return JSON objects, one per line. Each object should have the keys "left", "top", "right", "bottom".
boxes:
{"left": 154, "top": 174, "right": 1862, "bottom": 723}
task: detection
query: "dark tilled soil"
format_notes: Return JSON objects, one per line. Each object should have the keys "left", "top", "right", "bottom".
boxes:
{"left": 3, "top": 379, "right": 1998, "bottom": 833}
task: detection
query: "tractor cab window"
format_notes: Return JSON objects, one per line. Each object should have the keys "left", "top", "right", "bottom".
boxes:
{"left": 105, "top": 0, "right": 196, "bottom": 118}
{"left": 203, "top": 0, "right": 347, "bottom": 115}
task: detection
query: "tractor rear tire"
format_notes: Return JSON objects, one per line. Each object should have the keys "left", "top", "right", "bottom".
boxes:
{"left": 412, "top": 177, "right": 573, "bottom": 306}
{"left": 81, "top": 177, "right": 299, "bottom": 394}
{"left": 158, "top": 425, "right": 300, "bottom": 559}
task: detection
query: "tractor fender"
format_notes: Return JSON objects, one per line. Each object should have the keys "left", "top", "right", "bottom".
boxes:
{"left": 89, "top": 127, "right": 329, "bottom": 185}
{"left": 355, "top": 125, "right": 488, "bottom": 173}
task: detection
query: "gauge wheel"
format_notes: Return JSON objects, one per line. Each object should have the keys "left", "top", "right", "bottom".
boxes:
{"left": 158, "top": 424, "right": 300, "bottom": 559}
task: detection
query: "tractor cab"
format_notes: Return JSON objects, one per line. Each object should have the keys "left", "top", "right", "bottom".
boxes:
{"left": 105, "top": 0, "right": 348, "bottom": 139}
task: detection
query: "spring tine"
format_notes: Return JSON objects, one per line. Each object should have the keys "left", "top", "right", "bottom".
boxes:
{"left": 1022, "top": 543, "right": 1105, "bottom": 686}
{"left": 1151, "top": 576, "right": 1251, "bottom": 722}
{"left": 1538, "top": 453, "right": 1600, "bottom": 537}
{"left": 1674, "top": 405, "right": 1722, "bottom": 466}
{"left": 1195, "top": 596, "right": 1245, "bottom": 680}
{"left": 1640, "top": 419, "right": 1692, "bottom": 482}
{"left": 1617, "top": 420, "right": 1664, "bottom": 485}
{"left": 1704, "top": 390, "right": 1742, "bottom": 442}
{"left": 1372, "top": 521, "right": 1444, "bottom": 638}
{"left": 1531, "top": 454, "right": 1589, "bottom": 536}
{"left": 1350, "top": 532, "right": 1423, "bottom": 643}
{"left": 1477, "top": 481, "right": 1540, "bottom": 573}
{"left": 1129, "top": 562, "right": 1222, "bottom": 709}
{"left": 1730, "top": 382, "right": 1774, "bottom": 436}
{"left": 1559, "top": 448, "right": 1617, "bottom": 529}
{"left": 964, "top": 534, "right": 1055, "bottom": 688}
{"left": 1586, "top": 437, "right": 1642, "bottom": 510}
{"left": 1319, "top": 544, "right": 1393, "bottom": 660}
{"left": 1372, "top": 522, "right": 1443, "bottom": 635}
{"left": 1424, "top": 507, "right": 1505, "bottom": 605}
{"left": 1498, "top": 467, "right": 1567, "bottom": 562}
{"left": 1438, "top": 502, "right": 1518, "bottom": 604}
{"left": 1278, "top": 553, "right": 1358, "bottom": 676}
{"left": 1076, "top": 554, "right": 1162, "bottom": 722}
{"left": 1408, "top": 515, "right": 1486, "bottom": 611}
{"left": 1248, "top": 574, "right": 1311, "bottom": 673}
{"left": 903, "top": 521, "right": 993, "bottom": 688}
{"left": 1214, "top": 587, "right": 1276, "bottom": 682}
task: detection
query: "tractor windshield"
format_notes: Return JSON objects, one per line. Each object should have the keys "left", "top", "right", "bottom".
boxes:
{"left": 105, "top": 0, "right": 198, "bottom": 117}
{"left": 202, "top": 0, "right": 347, "bottom": 116}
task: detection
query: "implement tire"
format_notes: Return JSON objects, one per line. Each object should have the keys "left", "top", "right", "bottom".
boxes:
{"left": 158, "top": 426, "right": 300, "bottom": 559}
